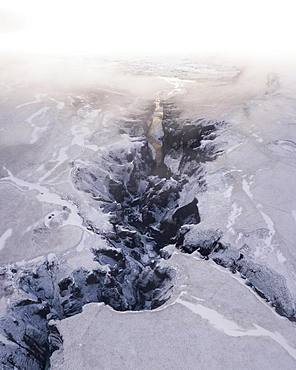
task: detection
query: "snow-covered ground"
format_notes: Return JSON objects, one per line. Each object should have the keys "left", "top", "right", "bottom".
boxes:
{"left": 0, "top": 56, "right": 296, "bottom": 369}
{"left": 52, "top": 253, "right": 296, "bottom": 370}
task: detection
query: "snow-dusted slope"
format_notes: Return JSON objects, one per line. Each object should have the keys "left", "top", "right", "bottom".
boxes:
{"left": 0, "top": 57, "right": 296, "bottom": 369}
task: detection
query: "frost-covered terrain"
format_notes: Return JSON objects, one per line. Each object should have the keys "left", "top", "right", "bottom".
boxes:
{"left": 0, "top": 56, "right": 296, "bottom": 369}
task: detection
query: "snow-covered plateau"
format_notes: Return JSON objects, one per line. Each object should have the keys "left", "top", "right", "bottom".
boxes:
{"left": 0, "top": 56, "right": 296, "bottom": 369}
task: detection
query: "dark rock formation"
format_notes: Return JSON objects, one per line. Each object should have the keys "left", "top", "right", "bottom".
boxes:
{"left": 2, "top": 97, "right": 295, "bottom": 370}
{"left": 176, "top": 225, "right": 296, "bottom": 320}
{"left": 1, "top": 100, "right": 221, "bottom": 369}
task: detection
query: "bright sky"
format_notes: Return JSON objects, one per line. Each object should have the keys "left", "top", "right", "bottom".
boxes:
{"left": 0, "top": 0, "right": 295, "bottom": 57}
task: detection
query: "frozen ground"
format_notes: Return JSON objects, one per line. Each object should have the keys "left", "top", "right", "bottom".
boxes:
{"left": 52, "top": 253, "right": 296, "bottom": 370}
{"left": 0, "top": 56, "right": 296, "bottom": 369}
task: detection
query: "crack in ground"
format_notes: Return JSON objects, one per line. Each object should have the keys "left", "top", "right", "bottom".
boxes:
{"left": 0, "top": 98, "right": 295, "bottom": 369}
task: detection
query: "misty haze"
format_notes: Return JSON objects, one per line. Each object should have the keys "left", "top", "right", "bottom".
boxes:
{"left": 1, "top": 1, "right": 296, "bottom": 370}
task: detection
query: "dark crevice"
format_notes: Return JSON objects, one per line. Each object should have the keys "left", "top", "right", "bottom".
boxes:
{"left": 1, "top": 98, "right": 295, "bottom": 369}
{"left": 176, "top": 226, "right": 296, "bottom": 320}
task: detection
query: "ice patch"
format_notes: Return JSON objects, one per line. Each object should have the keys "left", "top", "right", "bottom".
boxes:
{"left": 0, "top": 228, "right": 12, "bottom": 251}
{"left": 223, "top": 185, "right": 233, "bottom": 199}
{"left": 226, "top": 142, "right": 243, "bottom": 154}
{"left": 30, "top": 124, "right": 49, "bottom": 144}
{"left": 39, "top": 146, "right": 68, "bottom": 183}
{"left": 25, "top": 107, "right": 50, "bottom": 124}
{"left": 49, "top": 97, "right": 65, "bottom": 110}
{"left": 22, "top": 106, "right": 51, "bottom": 144}
{"left": 70, "top": 109, "right": 101, "bottom": 151}
{"left": 242, "top": 176, "right": 275, "bottom": 249}
{"left": 1, "top": 167, "right": 83, "bottom": 229}
{"left": 16, "top": 93, "right": 46, "bottom": 109}
{"left": 177, "top": 293, "right": 296, "bottom": 360}
{"left": 292, "top": 210, "right": 296, "bottom": 224}
{"left": 227, "top": 202, "right": 242, "bottom": 234}
{"left": 276, "top": 250, "right": 287, "bottom": 264}
{"left": 242, "top": 177, "right": 253, "bottom": 199}
{"left": 252, "top": 132, "right": 264, "bottom": 143}
{"left": 161, "top": 77, "right": 186, "bottom": 97}
{"left": 258, "top": 205, "right": 276, "bottom": 247}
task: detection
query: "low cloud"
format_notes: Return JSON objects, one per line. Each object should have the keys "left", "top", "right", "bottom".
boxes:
{"left": 0, "top": 9, "right": 26, "bottom": 33}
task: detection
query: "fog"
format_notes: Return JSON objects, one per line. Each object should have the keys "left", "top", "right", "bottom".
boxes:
{"left": 0, "top": 0, "right": 295, "bottom": 60}
{"left": 1, "top": 2, "right": 296, "bottom": 369}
